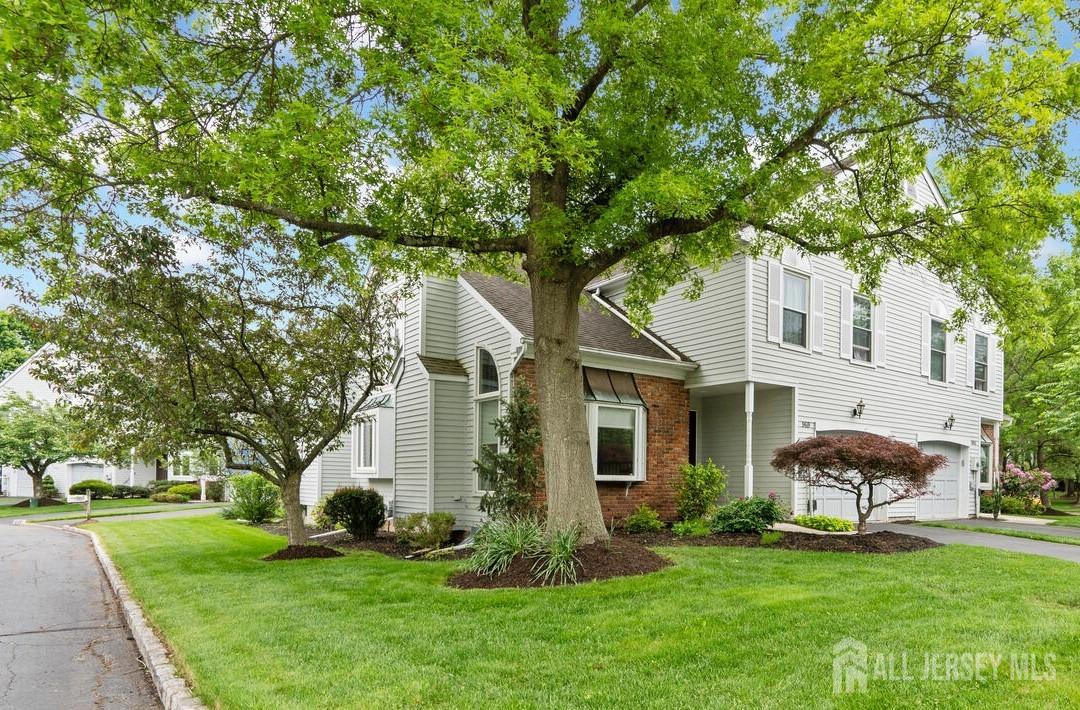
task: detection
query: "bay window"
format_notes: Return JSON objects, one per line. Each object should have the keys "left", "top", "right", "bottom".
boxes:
{"left": 353, "top": 418, "right": 376, "bottom": 473}
{"left": 583, "top": 367, "right": 647, "bottom": 482}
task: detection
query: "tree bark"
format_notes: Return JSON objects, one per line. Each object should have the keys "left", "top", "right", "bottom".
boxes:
{"left": 29, "top": 472, "right": 43, "bottom": 500}
{"left": 280, "top": 471, "right": 307, "bottom": 546}
{"left": 527, "top": 267, "right": 609, "bottom": 543}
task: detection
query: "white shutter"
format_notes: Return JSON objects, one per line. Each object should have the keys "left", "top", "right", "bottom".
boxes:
{"left": 839, "top": 285, "right": 853, "bottom": 359}
{"left": 811, "top": 276, "right": 824, "bottom": 353}
{"left": 874, "top": 302, "right": 887, "bottom": 367}
{"left": 988, "top": 335, "right": 998, "bottom": 393}
{"left": 947, "top": 330, "right": 957, "bottom": 383}
{"left": 966, "top": 328, "right": 976, "bottom": 389}
{"left": 767, "top": 261, "right": 783, "bottom": 343}
{"left": 921, "top": 313, "right": 931, "bottom": 376}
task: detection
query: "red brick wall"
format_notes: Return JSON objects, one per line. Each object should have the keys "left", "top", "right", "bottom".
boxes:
{"left": 512, "top": 359, "right": 689, "bottom": 524}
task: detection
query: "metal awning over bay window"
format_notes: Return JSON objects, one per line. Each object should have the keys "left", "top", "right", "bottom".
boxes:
{"left": 582, "top": 367, "right": 647, "bottom": 482}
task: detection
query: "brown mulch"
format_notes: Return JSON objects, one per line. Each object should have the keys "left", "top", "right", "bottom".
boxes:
{"left": 331, "top": 531, "right": 471, "bottom": 561}
{"left": 616, "top": 528, "right": 941, "bottom": 554}
{"left": 262, "top": 544, "right": 344, "bottom": 561}
{"left": 448, "top": 537, "right": 672, "bottom": 590}
{"left": 12, "top": 497, "right": 65, "bottom": 508}
{"left": 1040, "top": 508, "right": 1071, "bottom": 517}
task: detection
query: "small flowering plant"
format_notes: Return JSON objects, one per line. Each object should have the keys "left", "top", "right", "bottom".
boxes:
{"left": 1001, "top": 463, "right": 1056, "bottom": 498}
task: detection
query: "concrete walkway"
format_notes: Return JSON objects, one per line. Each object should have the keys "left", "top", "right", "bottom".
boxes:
{"left": 872, "top": 523, "right": 1080, "bottom": 563}
{"left": 0, "top": 521, "right": 160, "bottom": 709}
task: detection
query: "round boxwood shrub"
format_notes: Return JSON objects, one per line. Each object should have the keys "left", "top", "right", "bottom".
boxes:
{"left": 167, "top": 483, "right": 201, "bottom": 498}
{"left": 321, "top": 488, "right": 385, "bottom": 540}
{"left": 712, "top": 495, "right": 787, "bottom": 534}
{"left": 69, "top": 479, "right": 115, "bottom": 499}
{"left": 150, "top": 492, "right": 189, "bottom": 503}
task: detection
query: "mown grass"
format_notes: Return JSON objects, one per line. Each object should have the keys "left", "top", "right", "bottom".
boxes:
{"left": 27, "top": 503, "right": 222, "bottom": 522}
{"left": 0, "top": 497, "right": 178, "bottom": 518}
{"left": 921, "top": 522, "right": 1080, "bottom": 547}
{"left": 95, "top": 516, "right": 1080, "bottom": 710}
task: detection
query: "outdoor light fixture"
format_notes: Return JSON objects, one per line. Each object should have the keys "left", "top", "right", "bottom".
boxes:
{"left": 852, "top": 400, "right": 866, "bottom": 418}
{"left": 944, "top": 414, "right": 956, "bottom": 431}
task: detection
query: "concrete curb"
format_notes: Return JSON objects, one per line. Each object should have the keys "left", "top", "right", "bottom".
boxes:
{"left": 16, "top": 520, "right": 206, "bottom": 710}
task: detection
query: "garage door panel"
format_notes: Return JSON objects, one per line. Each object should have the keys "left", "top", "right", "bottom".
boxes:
{"left": 917, "top": 442, "right": 959, "bottom": 521}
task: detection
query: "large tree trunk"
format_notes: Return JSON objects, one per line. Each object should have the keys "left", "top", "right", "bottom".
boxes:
{"left": 29, "top": 472, "right": 43, "bottom": 500}
{"left": 280, "top": 471, "right": 307, "bottom": 546}
{"left": 528, "top": 268, "right": 609, "bottom": 543}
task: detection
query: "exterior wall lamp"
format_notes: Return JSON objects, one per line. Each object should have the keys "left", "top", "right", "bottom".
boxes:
{"left": 852, "top": 400, "right": 866, "bottom": 418}
{"left": 944, "top": 414, "right": 956, "bottom": 431}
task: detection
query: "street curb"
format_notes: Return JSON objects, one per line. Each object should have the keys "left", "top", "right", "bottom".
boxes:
{"left": 16, "top": 520, "right": 206, "bottom": 710}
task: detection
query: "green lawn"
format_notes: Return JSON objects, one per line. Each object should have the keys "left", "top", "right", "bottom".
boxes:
{"left": 0, "top": 497, "right": 179, "bottom": 518}
{"left": 921, "top": 522, "right": 1080, "bottom": 547}
{"left": 93, "top": 517, "right": 1079, "bottom": 709}
{"left": 1051, "top": 516, "right": 1080, "bottom": 528}
{"left": 28, "top": 503, "right": 222, "bottom": 522}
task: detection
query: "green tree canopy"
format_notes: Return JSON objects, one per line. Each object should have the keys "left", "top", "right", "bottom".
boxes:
{"left": 1, "top": 0, "right": 1075, "bottom": 539}
{"left": 0, "top": 310, "right": 42, "bottom": 379}
{"left": 0, "top": 393, "right": 88, "bottom": 499}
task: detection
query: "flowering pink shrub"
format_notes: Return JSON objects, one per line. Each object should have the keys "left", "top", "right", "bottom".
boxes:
{"left": 1001, "top": 463, "right": 1056, "bottom": 498}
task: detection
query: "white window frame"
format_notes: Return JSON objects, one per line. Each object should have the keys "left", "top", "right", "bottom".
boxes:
{"left": 929, "top": 318, "right": 948, "bottom": 384}
{"left": 973, "top": 332, "right": 989, "bottom": 393}
{"left": 978, "top": 441, "right": 992, "bottom": 489}
{"left": 588, "top": 402, "right": 647, "bottom": 482}
{"left": 851, "top": 293, "right": 873, "bottom": 364}
{"left": 473, "top": 348, "right": 502, "bottom": 494}
{"left": 781, "top": 269, "right": 810, "bottom": 350}
{"left": 352, "top": 418, "right": 377, "bottom": 475}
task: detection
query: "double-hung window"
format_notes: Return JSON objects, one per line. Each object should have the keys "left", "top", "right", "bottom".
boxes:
{"left": 782, "top": 272, "right": 809, "bottom": 347}
{"left": 354, "top": 419, "right": 376, "bottom": 473}
{"left": 929, "top": 319, "right": 947, "bottom": 382}
{"left": 974, "top": 334, "right": 989, "bottom": 392}
{"left": 852, "top": 294, "right": 872, "bottom": 363}
{"left": 475, "top": 349, "right": 500, "bottom": 492}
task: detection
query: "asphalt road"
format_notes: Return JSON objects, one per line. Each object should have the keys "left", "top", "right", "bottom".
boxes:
{"left": 0, "top": 521, "right": 160, "bottom": 709}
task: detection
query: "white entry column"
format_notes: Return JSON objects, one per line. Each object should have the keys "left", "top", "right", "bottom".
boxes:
{"left": 744, "top": 381, "right": 755, "bottom": 497}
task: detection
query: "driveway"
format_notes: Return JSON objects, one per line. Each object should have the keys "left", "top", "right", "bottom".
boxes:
{"left": 0, "top": 521, "right": 160, "bottom": 709}
{"left": 872, "top": 522, "right": 1080, "bottom": 563}
{"left": 931, "top": 517, "right": 1080, "bottom": 539}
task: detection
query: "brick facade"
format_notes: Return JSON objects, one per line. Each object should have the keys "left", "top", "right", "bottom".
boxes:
{"left": 512, "top": 359, "right": 689, "bottom": 524}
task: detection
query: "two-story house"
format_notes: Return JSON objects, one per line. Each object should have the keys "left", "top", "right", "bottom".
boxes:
{"left": 303, "top": 169, "right": 1003, "bottom": 526}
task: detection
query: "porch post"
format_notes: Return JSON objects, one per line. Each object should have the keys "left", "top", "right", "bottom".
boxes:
{"left": 744, "top": 381, "right": 755, "bottom": 497}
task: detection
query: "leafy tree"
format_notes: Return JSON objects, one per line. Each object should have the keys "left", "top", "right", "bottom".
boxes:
{"left": 1, "top": 1, "right": 1074, "bottom": 541}
{"left": 0, "top": 394, "right": 89, "bottom": 499}
{"left": 0, "top": 311, "right": 42, "bottom": 379}
{"left": 476, "top": 377, "right": 543, "bottom": 520}
{"left": 35, "top": 229, "right": 399, "bottom": 546}
{"left": 772, "top": 434, "right": 946, "bottom": 533}
{"left": 1004, "top": 254, "right": 1080, "bottom": 500}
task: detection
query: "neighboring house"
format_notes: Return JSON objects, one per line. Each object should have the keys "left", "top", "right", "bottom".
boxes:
{"left": 0, "top": 347, "right": 159, "bottom": 498}
{"left": 357, "top": 168, "right": 1002, "bottom": 528}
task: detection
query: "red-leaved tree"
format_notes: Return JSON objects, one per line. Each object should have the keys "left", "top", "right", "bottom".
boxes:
{"left": 771, "top": 434, "right": 946, "bottom": 534}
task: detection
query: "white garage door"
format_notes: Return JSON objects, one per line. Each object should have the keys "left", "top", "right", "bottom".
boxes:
{"left": 917, "top": 443, "right": 960, "bottom": 520}
{"left": 68, "top": 462, "right": 106, "bottom": 493}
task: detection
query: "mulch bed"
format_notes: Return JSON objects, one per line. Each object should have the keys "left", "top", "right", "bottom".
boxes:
{"left": 12, "top": 497, "right": 65, "bottom": 508}
{"left": 1040, "top": 508, "right": 1071, "bottom": 517}
{"left": 448, "top": 537, "right": 672, "bottom": 590}
{"left": 616, "top": 528, "right": 941, "bottom": 554}
{"left": 331, "top": 531, "right": 471, "bottom": 561}
{"left": 262, "top": 544, "right": 344, "bottom": 561}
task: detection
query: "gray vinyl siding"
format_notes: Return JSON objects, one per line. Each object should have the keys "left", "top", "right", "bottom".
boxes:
{"left": 750, "top": 387, "right": 793, "bottom": 506}
{"left": 695, "top": 393, "right": 747, "bottom": 500}
{"left": 432, "top": 379, "right": 471, "bottom": 518}
{"left": 423, "top": 277, "right": 458, "bottom": 359}
{"left": 605, "top": 259, "right": 746, "bottom": 386}
{"left": 318, "top": 436, "right": 353, "bottom": 496}
{"left": 299, "top": 459, "right": 320, "bottom": 507}
{"left": 393, "top": 287, "right": 431, "bottom": 516}
{"left": 455, "top": 280, "right": 518, "bottom": 528}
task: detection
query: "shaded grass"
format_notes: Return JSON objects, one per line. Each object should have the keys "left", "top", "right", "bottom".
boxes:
{"left": 95, "top": 516, "right": 1080, "bottom": 710}
{"left": 0, "top": 497, "right": 182, "bottom": 518}
{"left": 28, "top": 503, "right": 222, "bottom": 522}
{"left": 921, "top": 522, "right": 1080, "bottom": 547}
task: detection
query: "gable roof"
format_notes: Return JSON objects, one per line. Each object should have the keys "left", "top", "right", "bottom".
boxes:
{"left": 460, "top": 273, "right": 690, "bottom": 363}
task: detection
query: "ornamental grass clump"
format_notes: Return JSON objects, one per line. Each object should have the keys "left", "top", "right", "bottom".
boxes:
{"left": 466, "top": 516, "right": 545, "bottom": 576}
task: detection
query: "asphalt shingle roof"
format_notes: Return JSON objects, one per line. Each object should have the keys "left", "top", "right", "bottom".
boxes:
{"left": 417, "top": 355, "right": 468, "bottom": 377}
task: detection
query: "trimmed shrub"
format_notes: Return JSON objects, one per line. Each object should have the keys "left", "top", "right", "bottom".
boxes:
{"left": 223, "top": 474, "right": 280, "bottom": 523}
{"left": 311, "top": 497, "right": 335, "bottom": 529}
{"left": 205, "top": 480, "right": 224, "bottom": 502}
{"left": 321, "top": 488, "right": 386, "bottom": 540}
{"left": 624, "top": 503, "right": 664, "bottom": 533}
{"left": 674, "top": 459, "right": 727, "bottom": 521}
{"left": 41, "top": 475, "right": 58, "bottom": 499}
{"left": 712, "top": 495, "right": 787, "bottom": 534}
{"left": 150, "top": 492, "right": 189, "bottom": 503}
{"left": 69, "top": 479, "right": 114, "bottom": 499}
{"left": 149, "top": 479, "right": 185, "bottom": 493}
{"left": 466, "top": 517, "right": 545, "bottom": 576}
{"left": 396, "top": 511, "right": 456, "bottom": 549}
{"left": 672, "top": 517, "right": 711, "bottom": 538}
{"left": 792, "top": 514, "right": 855, "bottom": 532}
{"left": 998, "top": 495, "right": 1044, "bottom": 515}
{"left": 167, "top": 483, "right": 201, "bottom": 498}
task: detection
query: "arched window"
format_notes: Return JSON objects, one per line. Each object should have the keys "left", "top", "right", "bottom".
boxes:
{"left": 477, "top": 348, "right": 499, "bottom": 395}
